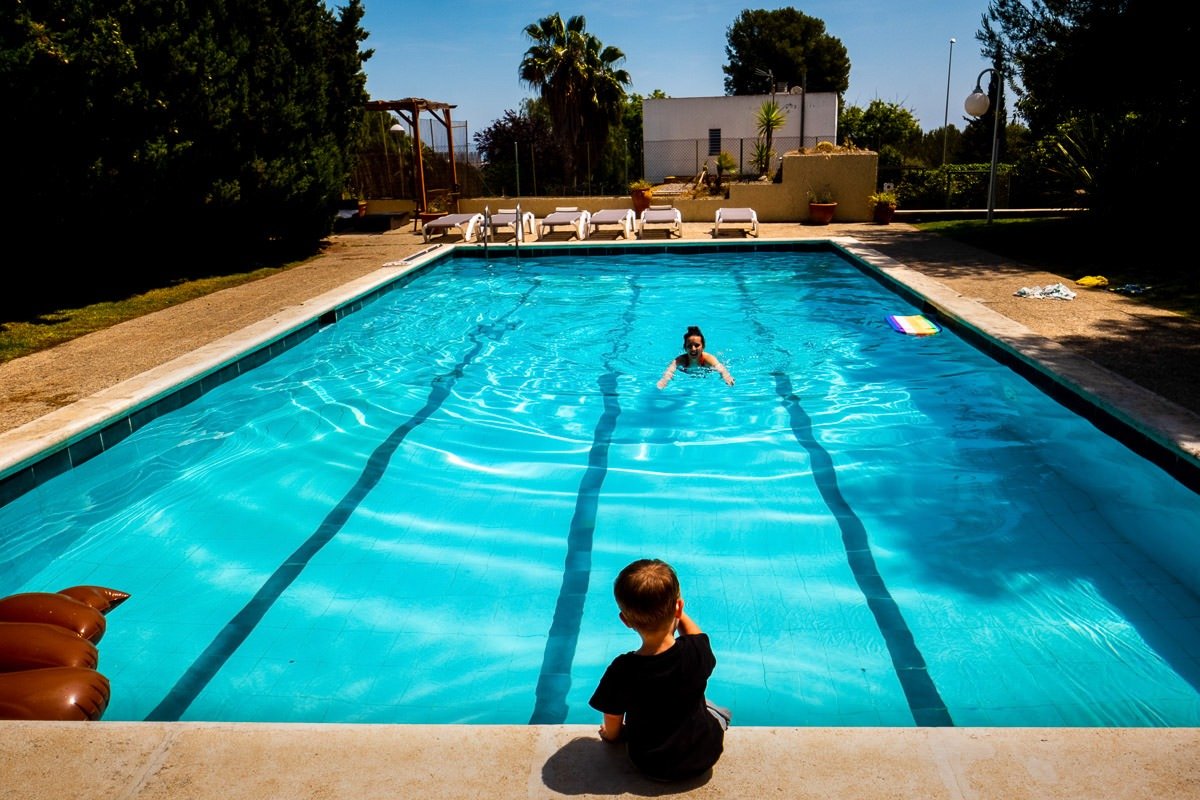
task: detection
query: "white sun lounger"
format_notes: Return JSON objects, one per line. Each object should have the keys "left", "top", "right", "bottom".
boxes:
{"left": 638, "top": 205, "right": 682, "bottom": 238}
{"left": 486, "top": 208, "right": 536, "bottom": 242}
{"left": 714, "top": 207, "right": 758, "bottom": 237}
{"left": 538, "top": 207, "right": 590, "bottom": 240}
{"left": 588, "top": 208, "right": 636, "bottom": 239}
{"left": 422, "top": 212, "right": 484, "bottom": 243}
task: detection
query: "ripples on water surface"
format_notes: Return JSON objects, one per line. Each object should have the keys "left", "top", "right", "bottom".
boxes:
{"left": 2, "top": 248, "right": 1199, "bottom": 726}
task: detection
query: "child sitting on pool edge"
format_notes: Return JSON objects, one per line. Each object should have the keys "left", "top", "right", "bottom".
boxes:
{"left": 589, "top": 558, "right": 730, "bottom": 782}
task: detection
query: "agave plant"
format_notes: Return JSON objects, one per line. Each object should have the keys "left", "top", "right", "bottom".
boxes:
{"left": 755, "top": 100, "right": 787, "bottom": 174}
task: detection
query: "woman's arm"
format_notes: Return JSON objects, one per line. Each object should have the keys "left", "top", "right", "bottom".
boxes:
{"left": 656, "top": 359, "right": 679, "bottom": 389}
{"left": 703, "top": 354, "right": 735, "bottom": 386}
{"left": 599, "top": 713, "right": 624, "bottom": 742}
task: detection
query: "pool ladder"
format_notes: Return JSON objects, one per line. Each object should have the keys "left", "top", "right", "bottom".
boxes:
{"left": 481, "top": 202, "right": 523, "bottom": 260}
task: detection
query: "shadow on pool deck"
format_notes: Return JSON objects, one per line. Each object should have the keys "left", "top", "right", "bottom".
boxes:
{"left": 1, "top": 222, "right": 1199, "bottom": 798}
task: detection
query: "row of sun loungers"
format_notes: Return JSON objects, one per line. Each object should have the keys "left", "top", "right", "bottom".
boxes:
{"left": 420, "top": 205, "right": 759, "bottom": 243}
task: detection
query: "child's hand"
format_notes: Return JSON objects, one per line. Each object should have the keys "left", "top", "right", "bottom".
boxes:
{"left": 599, "top": 714, "right": 624, "bottom": 742}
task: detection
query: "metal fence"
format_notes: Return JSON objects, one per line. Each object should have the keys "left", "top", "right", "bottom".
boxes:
{"left": 353, "top": 140, "right": 484, "bottom": 202}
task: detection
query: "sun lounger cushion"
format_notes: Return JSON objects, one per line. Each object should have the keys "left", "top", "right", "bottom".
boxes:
{"left": 638, "top": 206, "right": 681, "bottom": 238}
{"left": 589, "top": 208, "right": 635, "bottom": 238}
{"left": 714, "top": 207, "right": 758, "bottom": 237}
{"left": 422, "top": 212, "right": 484, "bottom": 243}
{"left": 539, "top": 208, "right": 590, "bottom": 240}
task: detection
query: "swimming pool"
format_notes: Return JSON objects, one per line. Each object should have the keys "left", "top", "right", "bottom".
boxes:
{"left": 2, "top": 242, "right": 1199, "bottom": 726}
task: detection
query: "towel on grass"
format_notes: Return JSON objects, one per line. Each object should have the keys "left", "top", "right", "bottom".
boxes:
{"left": 1015, "top": 282, "right": 1076, "bottom": 300}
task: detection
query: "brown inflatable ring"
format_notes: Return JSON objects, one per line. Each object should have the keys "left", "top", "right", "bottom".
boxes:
{"left": 0, "top": 666, "right": 110, "bottom": 721}
{"left": 0, "top": 622, "right": 100, "bottom": 671}
{"left": 0, "top": 593, "right": 106, "bottom": 643}
{"left": 57, "top": 585, "right": 131, "bottom": 614}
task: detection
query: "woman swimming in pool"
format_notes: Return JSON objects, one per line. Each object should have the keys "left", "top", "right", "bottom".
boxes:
{"left": 657, "top": 326, "right": 734, "bottom": 388}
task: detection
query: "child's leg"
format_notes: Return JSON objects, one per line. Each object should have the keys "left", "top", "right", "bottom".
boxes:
{"left": 706, "top": 700, "right": 731, "bottom": 730}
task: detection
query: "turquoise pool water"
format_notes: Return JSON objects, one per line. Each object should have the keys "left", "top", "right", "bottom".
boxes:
{"left": 2, "top": 245, "right": 1199, "bottom": 726}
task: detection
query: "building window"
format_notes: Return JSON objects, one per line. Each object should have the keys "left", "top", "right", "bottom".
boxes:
{"left": 708, "top": 128, "right": 721, "bottom": 156}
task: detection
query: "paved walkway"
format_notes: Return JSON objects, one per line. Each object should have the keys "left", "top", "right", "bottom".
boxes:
{"left": 1, "top": 221, "right": 1198, "bottom": 798}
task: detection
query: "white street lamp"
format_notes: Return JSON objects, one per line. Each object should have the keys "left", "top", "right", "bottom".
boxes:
{"left": 965, "top": 67, "right": 1003, "bottom": 223}
{"left": 941, "top": 38, "right": 955, "bottom": 166}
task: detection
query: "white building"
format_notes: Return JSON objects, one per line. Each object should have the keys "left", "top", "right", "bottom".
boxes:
{"left": 642, "top": 91, "right": 838, "bottom": 182}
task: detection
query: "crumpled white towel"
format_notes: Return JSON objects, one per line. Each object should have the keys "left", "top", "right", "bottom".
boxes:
{"left": 1015, "top": 282, "right": 1076, "bottom": 300}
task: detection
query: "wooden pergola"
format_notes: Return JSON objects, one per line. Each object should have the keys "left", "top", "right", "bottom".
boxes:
{"left": 365, "top": 98, "right": 458, "bottom": 214}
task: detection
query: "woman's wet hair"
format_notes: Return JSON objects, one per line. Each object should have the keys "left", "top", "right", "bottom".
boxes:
{"left": 684, "top": 326, "right": 705, "bottom": 345}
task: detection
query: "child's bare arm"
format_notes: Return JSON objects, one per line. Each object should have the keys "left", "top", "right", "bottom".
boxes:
{"left": 677, "top": 609, "right": 702, "bottom": 636}
{"left": 599, "top": 713, "right": 624, "bottom": 742}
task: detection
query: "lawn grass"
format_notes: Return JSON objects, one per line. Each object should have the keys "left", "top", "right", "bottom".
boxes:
{"left": 0, "top": 266, "right": 297, "bottom": 364}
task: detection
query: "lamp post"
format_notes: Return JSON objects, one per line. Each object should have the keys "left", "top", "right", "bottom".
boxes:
{"left": 965, "top": 67, "right": 1002, "bottom": 223}
{"left": 941, "top": 38, "right": 955, "bottom": 166}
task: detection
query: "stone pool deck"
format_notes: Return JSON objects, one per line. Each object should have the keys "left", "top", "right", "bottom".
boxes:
{"left": 3, "top": 722, "right": 1197, "bottom": 799}
{"left": 1, "top": 221, "right": 1199, "bottom": 798}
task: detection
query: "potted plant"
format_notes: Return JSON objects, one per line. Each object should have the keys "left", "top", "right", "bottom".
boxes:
{"left": 868, "top": 190, "right": 899, "bottom": 224}
{"left": 629, "top": 179, "right": 654, "bottom": 214}
{"left": 807, "top": 185, "right": 837, "bottom": 225}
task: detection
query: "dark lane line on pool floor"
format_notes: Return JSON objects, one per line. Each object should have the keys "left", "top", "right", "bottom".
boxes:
{"left": 146, "top": 277, "right": 539, "bottom": 722}
{"left": 728, "top": 270, "right": 951, "bottom": 726}
{"left": 773, "top": 372, "right": 953, "bottom": 727}
{"left": 529, "top": 371, "right": 621, "bottom": 724}
{"left": 529, "top": 281, "right": 640, "bottom": 724}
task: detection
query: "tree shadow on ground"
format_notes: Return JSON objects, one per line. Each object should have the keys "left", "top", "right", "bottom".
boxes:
{"left": 854, "top": 224, "right": 1200, "bottom": 417}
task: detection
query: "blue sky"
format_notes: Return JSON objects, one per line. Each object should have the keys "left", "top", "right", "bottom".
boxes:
{"left": 354, "top": 1, "right": 1003, "bottom": 141}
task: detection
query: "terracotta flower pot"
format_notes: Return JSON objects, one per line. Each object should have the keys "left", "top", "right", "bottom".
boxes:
{"left": 630, "top": 188, "right": 653, "bottom": 214}
{"left": 872, "top": 203, "right": 897, "bottom": 224}
{"left": 808, "top": 202, "right": 837, "bottom": 225}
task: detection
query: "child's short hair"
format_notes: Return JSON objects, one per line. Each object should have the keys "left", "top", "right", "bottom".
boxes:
{"left": 614, "top": 559, "right": 680, "bottom": 631}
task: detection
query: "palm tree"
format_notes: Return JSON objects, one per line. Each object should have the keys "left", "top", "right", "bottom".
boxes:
{"left": 519, "top": 13, "right": 631, "bottom": 190}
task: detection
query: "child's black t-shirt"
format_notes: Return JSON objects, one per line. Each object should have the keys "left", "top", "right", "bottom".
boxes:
{"left": 588, "top": 632, "right": 724, "bottom": 781}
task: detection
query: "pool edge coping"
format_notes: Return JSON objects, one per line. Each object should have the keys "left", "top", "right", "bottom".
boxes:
{"left": 1, "top": 721, "right": 1197, "bottom": 799}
